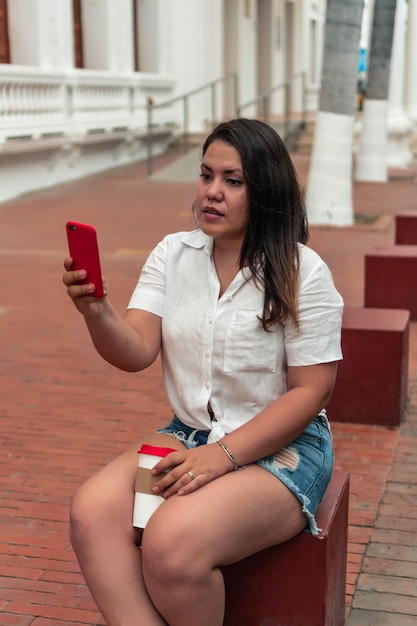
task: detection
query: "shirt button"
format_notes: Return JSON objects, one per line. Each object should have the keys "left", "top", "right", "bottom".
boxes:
{"left": 227, "top": 295, "right": 233, "bottom": 302}
{"left": 205, "top": 350, "right": 210, "bottom": 357}
{"left": 205, "top": 382, "right": 210, "bottom": 389}
{"left": 208, "top": 318, "right": 213, "bottom": 324}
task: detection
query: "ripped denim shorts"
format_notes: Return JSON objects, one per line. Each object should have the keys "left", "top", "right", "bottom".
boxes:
{"left": 157, "top": 411, "right": 334, "bottom": 535}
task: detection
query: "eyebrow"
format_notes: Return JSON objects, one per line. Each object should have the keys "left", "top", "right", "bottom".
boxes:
{"left": 200, "top": 162, "right": 244, "bottom": 176}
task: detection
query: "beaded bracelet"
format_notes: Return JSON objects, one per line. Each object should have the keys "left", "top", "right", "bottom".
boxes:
{"left": 217, "top": 440, "right": 246, "bottom": 471}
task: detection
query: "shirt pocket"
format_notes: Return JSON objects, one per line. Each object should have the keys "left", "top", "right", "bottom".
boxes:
{"left": 224, "top": 308, "right": 277, "bottom": 373}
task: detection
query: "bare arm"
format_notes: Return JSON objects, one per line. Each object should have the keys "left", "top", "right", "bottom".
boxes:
{"left": 62, "top": 258, "right": 161, "bottom": 372}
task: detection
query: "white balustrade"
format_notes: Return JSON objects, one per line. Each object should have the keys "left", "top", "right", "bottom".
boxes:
{"left": 0, "top": 65, "right": 176, "bottom": 143}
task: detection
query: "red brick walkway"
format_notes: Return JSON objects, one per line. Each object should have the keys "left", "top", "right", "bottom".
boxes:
{"left": 0, "top": 150, "right": 416, "bottom": 625}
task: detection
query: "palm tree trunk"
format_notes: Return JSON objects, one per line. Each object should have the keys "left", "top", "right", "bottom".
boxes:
{"left": 355, "top": 0, "right": 397, "bottom": 181}
{"left": 306, "top": 0, "right": 364, "bottom": 226}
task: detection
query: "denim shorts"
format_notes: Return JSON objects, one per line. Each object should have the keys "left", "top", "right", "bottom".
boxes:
{"left": 157, "top": 412, "right": 334, "bottom": 535}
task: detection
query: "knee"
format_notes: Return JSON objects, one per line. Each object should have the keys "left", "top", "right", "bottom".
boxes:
{"left": 69, "top": 479, "right": 125, "bottom": 549}
{"left": 141, "top": 512, "right": 206, "bottom": 586}
{"left": 69, "top": 482, "right": 98, "bottom": 548}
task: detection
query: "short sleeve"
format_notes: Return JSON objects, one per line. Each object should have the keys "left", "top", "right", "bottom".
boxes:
{"left": 284, "top": 247, "right": 344, "bottom": 366}
{"left": 126, "top": 238, "right": 167, "bottom": 317}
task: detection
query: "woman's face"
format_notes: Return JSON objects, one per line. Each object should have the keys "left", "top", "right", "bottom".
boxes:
{"left": 196, "top": 140, "right": 248, "bottom": 245}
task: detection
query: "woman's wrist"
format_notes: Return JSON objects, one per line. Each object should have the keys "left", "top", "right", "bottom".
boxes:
{"left": 216, "top": 440, "right": 246, "bottom": 471}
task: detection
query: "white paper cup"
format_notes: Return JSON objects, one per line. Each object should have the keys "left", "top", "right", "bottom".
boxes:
{"left": 132, "top": 444, "right": 176, "bottom": 529}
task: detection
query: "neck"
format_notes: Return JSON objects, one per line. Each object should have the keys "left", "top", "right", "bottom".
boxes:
{"left": 213, "top": 236, "right": 242, "bottom": 259}
{"left": 212, "top": 242, "right": 242, "bottom": 298}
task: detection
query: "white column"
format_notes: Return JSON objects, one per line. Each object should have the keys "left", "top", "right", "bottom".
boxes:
{"left": 386, "top": 0, "right": 413, "bottom": 168}
{"left": 107, "top": 0, "right": 135, "bottom": 72}
{"left": 355, "top": 99, "right": 389, "bottom": 182}
{"left": 405, "top": 0, "right": 417, "bottom": 124}
{"left": 136, "top": 0, "right": 159, "bottom": 73}
{"left": 81, "top": 0, "right": 134, "bottom": 71}
{"left": 306, "top": 111, "right": 355, "bottom": 226}
{"left": 237, "top": 0, "right": 257, "bottom": 110}
{"left": 7, "top": 0, "right": 74, "bottom": 68}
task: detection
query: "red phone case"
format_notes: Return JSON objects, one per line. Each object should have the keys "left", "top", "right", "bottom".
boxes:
{"left": 66, "top": 221, "right": 104, "bottom": 298}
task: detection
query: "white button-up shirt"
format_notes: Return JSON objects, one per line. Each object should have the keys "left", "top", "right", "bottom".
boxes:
{"left": 127, "top": 230, "right": 343, "bottom": 441}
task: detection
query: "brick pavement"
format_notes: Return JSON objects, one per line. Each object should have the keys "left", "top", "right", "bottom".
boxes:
{"left": 0, "top": 148, "right": 417, "bottom": 625}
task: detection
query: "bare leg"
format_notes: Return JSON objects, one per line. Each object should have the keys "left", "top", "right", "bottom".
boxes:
{"left": 142, "top": 464, "right": 306, "bottom": 626}
{"left": 69, "top": 434, "right": 185, "bottom": 626}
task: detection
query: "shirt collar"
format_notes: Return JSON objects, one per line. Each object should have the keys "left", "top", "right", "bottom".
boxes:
{"left": 180, "top": 230, "right": 255, "bottom": 280}
{"left": 180, "top": 229, "right": 213, "bottom": 255}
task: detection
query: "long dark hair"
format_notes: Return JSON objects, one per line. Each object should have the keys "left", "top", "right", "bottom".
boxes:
{"left": 198, "top": 118, "right": 308, "bottom": 330}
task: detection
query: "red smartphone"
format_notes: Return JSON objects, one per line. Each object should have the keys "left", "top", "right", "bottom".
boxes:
{"left": 66, "top": 221, "right": 104, "bottom": 298}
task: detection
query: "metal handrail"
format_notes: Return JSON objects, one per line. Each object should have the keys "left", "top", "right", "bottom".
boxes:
{"left": 146, "top": 73, "right": 239, "bottom": 174}
{"left": 237, "top": 71, "right": 308, "bottom": 140}
{"left": 145, "top": 71, "right": 311, "bottom": 174}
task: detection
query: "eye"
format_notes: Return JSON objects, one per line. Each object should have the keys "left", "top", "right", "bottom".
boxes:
{"left": 227, "top": 178, "right": 243, "bottom": 186}
{"left": 199, "top": 172, "right": 211, "bottom": 182}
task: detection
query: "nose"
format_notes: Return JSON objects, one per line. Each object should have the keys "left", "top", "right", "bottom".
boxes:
{"left": 206, "top": 178, "right": 223, "bottom": 200}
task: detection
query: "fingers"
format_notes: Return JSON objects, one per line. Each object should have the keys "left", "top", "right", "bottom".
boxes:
{"left": 151, "top": 444, "right": 233, "bottom": 498}
{"left": 63, "top": 267, "right": 95, "bottom": 298}
{"left": 62, "top": 258, "right": 107, "bottom": 301}
{"left": 63, "top": 256, "right": 74, "bottom": 271}
{"left": 176, "top": 470, "right": 202, "bottom": 496}
{"left": 62, "top": 267, "right": 86, "bottom": 289}
{"left": 62, "top": 256, "right": 86, "bottom": 290}
{"left": 153, "top": 467, "right": 203, "bottom": 498}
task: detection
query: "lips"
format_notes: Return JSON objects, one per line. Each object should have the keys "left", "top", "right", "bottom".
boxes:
{"left": 203, "top": 207, "right": 224, "bottom": 216}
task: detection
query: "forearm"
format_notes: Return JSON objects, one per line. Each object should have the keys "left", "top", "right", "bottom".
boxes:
{"left": 220, "top": 391, "right": 319, "bottom": 467}
{"left": 83, "top": 302, "right": 159, "bottom": 372}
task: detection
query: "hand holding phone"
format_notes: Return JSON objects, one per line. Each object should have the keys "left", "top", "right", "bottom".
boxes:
{"left": 66, "top": 221, "right": 104, "bottom": 298}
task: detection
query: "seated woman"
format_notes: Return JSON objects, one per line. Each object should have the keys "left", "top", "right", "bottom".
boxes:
{"left": 62, "top": 118, "right": 343, "bottom": 626}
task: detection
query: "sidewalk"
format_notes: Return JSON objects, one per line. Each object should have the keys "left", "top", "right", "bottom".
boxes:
{"left": 0, "top": 146, "right": 416, "bottom": 626}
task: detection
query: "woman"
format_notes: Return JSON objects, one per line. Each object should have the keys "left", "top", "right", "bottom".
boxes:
{"left": 63, "top": 118, "right": 343, "bottom": 626}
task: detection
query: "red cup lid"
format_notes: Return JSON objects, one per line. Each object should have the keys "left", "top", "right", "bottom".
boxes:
{"left": 138, "top": 444, "right": 176, "bottom": 457}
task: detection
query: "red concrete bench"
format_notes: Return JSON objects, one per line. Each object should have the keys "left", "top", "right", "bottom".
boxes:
{"left": 327, "top": 306, "right": 409, "bottom": 427}
{"left": 395, "top": 210, "right": 417, "bottom": 245}
{"left": 364, "top": 245, "right": 417, "bottom": 319}
{"left": 222, "top": 469, "right": 349, "bottom": 626}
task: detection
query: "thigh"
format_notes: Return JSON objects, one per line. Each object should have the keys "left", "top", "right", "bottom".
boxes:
{"left": 71, "top": 433, "right": 187, "bottom": 527}
{"left": 146, "top": 463, "right": 307, "bottom": 567}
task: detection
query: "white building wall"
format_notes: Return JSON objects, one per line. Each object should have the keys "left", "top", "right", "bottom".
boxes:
{"left": 81, "top": 0, "right": 135, "bottom": 72}
{"left": 136, "top": 0, "right": 159, "bottom": 73}
{"left": 305, "top": 0, "right": 326, "bottom": 109}
{"left": 81, "top": 1, "right": 107, "bottom": 70}
{"left": 0, "top": 0, "right": 338, "bottom": 203}
{"left": 155, "top": 1, "right": 177, "bottom": 75}
{"left": 264, "top": 0, "right": 285, "bottom": 112}
{"left": 224, "top": 0, "right": 258, "bottom": 117}
{"left": 238, "top": 0, "right": 257, "bottom": 111}
{"left": 165, "top": 0, "right": 224, "bottom": 131}
{"left": 7, "top": 0, "right": 74, "bottom": 68}
{"left": 405, "top": 0, "right": 417, "bottom": 123}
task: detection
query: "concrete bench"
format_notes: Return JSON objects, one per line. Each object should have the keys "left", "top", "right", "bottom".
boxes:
{"left": 364, "top": 245, "right": 417, "bottom": 319}
{"left": 395, "top": 210, "right": 417, "bottom": 245}
{"left": 222, "top": 469, "right": 349, "bottom": 626}
{"left": 327, "top": 306, "right": 409, "bottom": 427}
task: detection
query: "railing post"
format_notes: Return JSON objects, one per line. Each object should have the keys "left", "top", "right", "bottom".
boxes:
{"left": 182, "top": 95, "right": 189, "bottom": 151}
{"left": 147, "top": 100, "right": 153, "bottom": 176}
{"left": 211, "top": 82, "right": 216, "bottom": 127}
{"left": 63, "top": 82, "right": 72, "bottom": 126}
{"left": 262, "top": 94, "right": 268, "bottom": 121}
{"left": 233, "top": 73, "right": 239, "bottom": 117}
{"left": 128, "top": 84, "right": 134, "bottom": 117}
{"left": 301, "top": 71, "right": 307, "bottom": 130}
{"left": 284, "top": 81, "right": 290, "bottom": 138}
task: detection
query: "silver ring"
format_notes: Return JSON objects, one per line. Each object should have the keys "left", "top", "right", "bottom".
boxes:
{"left": 187, "top": 470, "right": 195, "bottom": 480}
